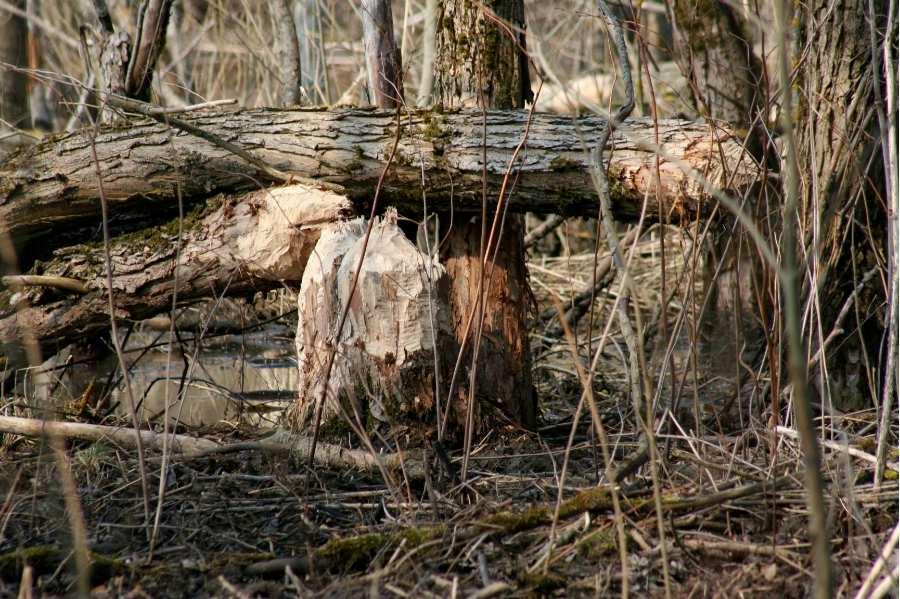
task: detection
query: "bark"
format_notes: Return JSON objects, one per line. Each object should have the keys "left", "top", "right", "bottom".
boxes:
{"left": 98, "top": 30, "right": 131, "bottom": 120}
{"left": 0, "top": 0, "right": 29, "bottom": 130}
{"left": 434, "top": 0, "right": 538, "bottom": 433}
{"left": 126, "top": 0, "right": 174, "bottom": 101}
{"left": 270, "top": 0, "right": 301, "bottom": 106}
{"left": 0, "top": 108, "right": 761, "bottom": 262}
{"left": 668, "top": 1, "right": 767, "bottom": 377}
{"left": 668, "top": 1, "right": 763, "bottom": 127}
{"left": 794, "top": 0, "right": 887, "bottom": 409}
{"left": 0, "top": 184, "right": 352, "bottom": 372}
{"left": 435, "top": 0, "right": 532, "bottom": 109}
{"left": 361, "top": 0, "right": 403, "bottom": 107}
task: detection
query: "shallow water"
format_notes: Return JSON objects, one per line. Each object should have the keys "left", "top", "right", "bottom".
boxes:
{"left": 108, "top": 324, "right": 297, "bottom": 429}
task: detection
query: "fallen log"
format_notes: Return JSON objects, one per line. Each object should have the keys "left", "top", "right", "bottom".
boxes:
{"left": 0, "top": 107, "right": 760, "bottom": 256}
{"left": 0, "top": 184, "right": 351, "bottom": 367}
{"left": 0, "top": 415, "right": 426, "bottom": 478}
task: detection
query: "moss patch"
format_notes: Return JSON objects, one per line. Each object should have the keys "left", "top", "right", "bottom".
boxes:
{"left": 317, "top": 526, "right": 444, "bottom": 572}
{"left": 549, "top": 156, "right": 582, "bottom": 172}
{"left": 0, "top": 545, "right": 123, "bottom": 583}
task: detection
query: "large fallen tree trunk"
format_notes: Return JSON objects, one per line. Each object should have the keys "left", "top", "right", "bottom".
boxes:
{"left": 0, "top": 184, "right": 351, "bottom": 368}
{"left": 0, "top": 107, "right": 760, "bottom": 257}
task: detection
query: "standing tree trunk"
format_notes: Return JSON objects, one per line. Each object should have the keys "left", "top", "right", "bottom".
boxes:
{"left": 362, "top": 0, "right": 403, "bottom": 108}
{"left": 668, "top": 1, "right": 763, "bottom": 127}
{"left": 293, "top": 0, "right": 327, "bottom": 104}
{"left": 435, "top": 0, "right": 537, "bottom": 435}
{"left": 270, "top": 0, "right": 301, "bottom": 106}
{"left": 792, "top": 0, "right": 887, "bottom": 410}
{"left": 91, "top": 0, "right": 173, "bottom": 122}
{"left": 667, "top": 1, "right": 767, "bottom": 386}
{"left": 0, "top": 0, "right": 29, "bottom": 132}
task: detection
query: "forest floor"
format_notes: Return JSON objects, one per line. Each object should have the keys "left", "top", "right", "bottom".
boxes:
{"left": 0, "top": 403, "right": 895, "bottom": 598}
{"left": 1, "top": 227, "right": 897, "bottom": 598}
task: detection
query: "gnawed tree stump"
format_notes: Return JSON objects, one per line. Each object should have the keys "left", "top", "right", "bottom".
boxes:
{"left": 289, "top": 210, "right": 458, "bottom": 440}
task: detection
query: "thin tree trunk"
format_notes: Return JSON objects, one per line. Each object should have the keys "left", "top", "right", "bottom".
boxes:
{"left": 293, "top": 0, "right": 326, "bottom": 104}
{"left": 668, "top": 0, "right": 767, "bottom": 384}
{"left": 25, "top": 0, "right": 53, "bottom": 131}
{"left": 668, "top": 1, "right": 763, "bottom": 127}
{"left": 361, "top": 0, "right": 403, "bottom": 107}
{"left": 0, "top": 0, "right": 29, "bottom": 131}
{"left": 270, "top": 0, "right": 301, "bottom": 106}
{"left": 126, "top": 0, "right": 174, "bottom": 101}
{"left": 416, "top": 0, "right": 437, "bottom": 106}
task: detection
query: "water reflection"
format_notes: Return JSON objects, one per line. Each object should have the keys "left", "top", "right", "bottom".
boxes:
{"left": 112, "top": 324, "right": 297, "bottom": 429}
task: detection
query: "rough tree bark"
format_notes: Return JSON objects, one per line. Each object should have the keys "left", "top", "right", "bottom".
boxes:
{"left": 0, "top": 0, "right": 29, "bottom": 132}
{"left": 434, "top": 0, "right": 537, "bottom": 434}
{"left": 668, "top": 0, "right": 767, "bottom": 379}
{"left": 361, "top": 0, "right": 403, "bottom": 108}
{"left": 792, "top": 0, "right": 887, "bottom": 410}
{"left": 0, "top": 108, "right": 758, "bottom": 263}
{"left": 0, "top": 108, "right": 761, "bottom": 387}
{"left": 92, "top": 0, "right": 173, "bottom": 122}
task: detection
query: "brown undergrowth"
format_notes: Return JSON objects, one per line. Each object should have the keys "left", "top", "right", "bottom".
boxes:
{"left": 0, "top": 385, "right": 896, "bottom": 597}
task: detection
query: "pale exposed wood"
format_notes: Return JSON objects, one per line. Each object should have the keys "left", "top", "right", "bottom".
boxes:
{"left": 0, "top": 108, "right": 760, "bottom": 255}
{"left": 290, "top": 210, "right": 456, "bottom": 434}
{"left": 0, "top": 184, "right": 352, "bottom": 366}
{"left": 535, "top": 63, "right": 692, "bottom": 117}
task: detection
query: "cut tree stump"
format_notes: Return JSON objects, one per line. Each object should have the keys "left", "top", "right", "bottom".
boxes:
{"left": 289, "top": 210, "right": 457, "bottom": 439}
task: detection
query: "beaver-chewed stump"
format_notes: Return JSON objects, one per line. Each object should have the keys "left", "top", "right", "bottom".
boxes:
{"left": 287, "top": 209, "right": 473, "bottom": 443}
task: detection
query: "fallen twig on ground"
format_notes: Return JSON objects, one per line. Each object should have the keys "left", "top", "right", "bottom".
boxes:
{"left": 0, "top": 416, "right": 426, "bottom": 479}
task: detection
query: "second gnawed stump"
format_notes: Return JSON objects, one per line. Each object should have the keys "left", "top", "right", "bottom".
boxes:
{"left": 289, "top": 210, "right": 458, "bottom": 441}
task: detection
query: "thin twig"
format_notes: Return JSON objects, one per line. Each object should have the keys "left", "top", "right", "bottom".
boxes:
{"left": 306, "top": 106, "right": 403, "bottom": 470}
{"left": 591, "top": 3, "right": 671, "bottom": 596}
{"left": 774, "top": 2, "right": 834, "bottom": 596}
{"left": 2, "top": 275, "right": 88, "bottom": 294}
{"left": 88, "top": 117, "right": 151, "bottom": 529}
